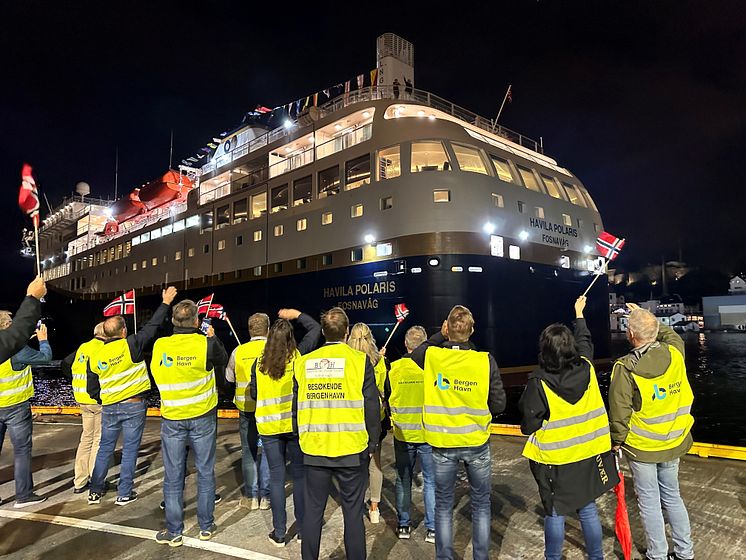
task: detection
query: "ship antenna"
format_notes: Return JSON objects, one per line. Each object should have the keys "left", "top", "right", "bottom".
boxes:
{"left": 114, "top": 146, "right": 119, "bottom": 200}
{"left": 168, "top": 128, "right": 174, "bottom": 170}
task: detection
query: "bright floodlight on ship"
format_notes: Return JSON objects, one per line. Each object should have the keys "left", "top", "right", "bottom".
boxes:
{"left": 583, "top": 245, "right": 593, "bottom": 253}
{"left": 417, "top": 110, "right": 425, "bottom": 117}
{"left": 364, "top": 234, "right": 375, "bottom": 244}
{"left": 483, "top": 222, "right": 496, "bottom": 234}
{"left": 362, "top": 111, "right": 370, "bottom": 118}
{"left": 428, "top": 258, "right": 440, "bottom": 267}
{"left": 283, "top": 119, "right": 294, "bottom": 129}
{"left": 428, "top": 114, "right": 436, "bottom": 121}
{"left": 104, "top": 208, "right": 113, "bottom": 219}
{"left": 519, "top": 230, "right": 529, "bottom": 241}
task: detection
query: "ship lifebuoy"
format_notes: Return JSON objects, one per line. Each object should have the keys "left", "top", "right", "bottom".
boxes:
{"left": 223, "top": 139, "right": 232, "bottom": 153}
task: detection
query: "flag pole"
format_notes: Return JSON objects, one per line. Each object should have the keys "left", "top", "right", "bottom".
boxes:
{"left": 582, "top": 259, "right": 610, "bottom": 298}
{"left": 132, "top": 289, "right": 138, "bottom": 334}
{"left": 225, "top": 315, "right": 241, "bottom": 344}
{"left": 33, "top": 220, "right": 41, "bottom": 277}
{"left": 382, "top": 321, "right": 402, "bottom": 351}
{"left": 493, "top": 84, "right": 512, "bottom": 130}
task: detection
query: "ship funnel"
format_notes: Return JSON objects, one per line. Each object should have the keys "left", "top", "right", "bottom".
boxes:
{"left": 376, "top": 33, "right": 414, "bottom": 89}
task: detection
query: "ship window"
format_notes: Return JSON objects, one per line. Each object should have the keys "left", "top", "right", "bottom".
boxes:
{"left": 254, "top": 230, "right": 262, "bottom": 242}
{"left": 452, "top": 143, "right": 489, "bottom": 175}
{"left": 580, "top": 186, "right": 598, "bottom": 211}
{"left": 377, "top": 145, "right": 401, "bottom": 180}
{"left": 109, "top": 248, "right": 115, "bottom": 261}
{"left": 186, "top": 215, "right": 200, "bottom": 228}
{"left": 380, "top": 196, "right": 393, "bottom": 210}
{"left": 561, "top": 182, "right": 587, "bottom": 207}
{"left": 235, "top": 270, "right": 242, "bottom": 279}
{"left": 321, "top": 211, "right": 333, "bottom": 225}
{"left": 517, "top": 167, "right": 542, "bottom": 192}
{"left": 273, "top": 263, "right": 283, "bottom": 273}
{"left": 141, "top": 231, "right": 151, "bottom": 243}
{"left": 203, "top": 243, "right": 210, "bottom": 254}
{"left": 345, "top": 155, "right": 371, "bottom": 191}
{"left": 351, "top": 204, "right": 363, "bottom": 218}
{"left": 517, "top": 201, "right": 526, "bottom": 213}
{"left": 351, "top": 248, "right": 363, "bottom": 262}
{"left": 233, "top": 199, "right": 248, "bottom": 224}
{"left": 115, "top": 244, "right": 123, "bottom": 260}
{"left": 433, "top": 190, "right": 451, "bottom": 203}
{"left": 322, "top": 254, "right": 333, "bottom": 266}
{"left": 175, "top": 251, "right": 182, "bottom": 261}
{"left": 215, "top": 205, "right": 230, "bottom": 229}
{"left": 253, "top": 266, "right": 262, "bottom": 276}
{"left": 292, "top": 176, "right": 313, "bottom": 207}
{"left": 297, "top": 218, "right": 308, "bottom": 231}
{"left": 492, "top": 193, "right": 504, "bottom": 208}
{"left": 560, "top": 255, "right": 571, "bottom": 269}
{"left": 274, "top": 225, "right": 284, "bottom": 237}
{"left": 201, "top": 211, "right": 213, "bottom": 232}
{"left": 541, "top": 175, "right": 564, "bottom": 200}
{"left": 562, "top": 213, "right": 572, "bottom": 226}
{"left": 509, "top": 245, "right": 521, "bottom": 260}
{"left": 188, "top": 247, "right": 195, "bottom": 257}
{"left": 152, "top": 229, "right": 163, "bottom": 240}
{"left": 318, "top": 166, "right": 340, "bottom": 198}
{"left": 411, "top": 141, "right": 450, "bottom": 172}
{"left": 173, "top": 219, "right": 185, "bottom": 232}
{"left": 99, "top": 251, "right": 105, "bottom": 265}
{"left": 236, "top": 235, "right": 243, "bottom": 246}
{"left": 535, "top": 207, "right": 545, "bottom": 219}
{"left": 297, "top": 258, "right": 306, "bottom": 270}
{"left": 270, "top": 184, "right": 288, "bottom": 213}
{"left": 490, "top": 235, "right": 504, "bottom": 257}
{"left": 217, "top": 240, "right": 226, "bottom": 251}
{"left": 161, "top": 224, "right": 173, "bottom": 236}
{"left": 162, "top": 255, "right": 167, "bottom": 264}
{"left": 376, "top": 243, "right": 393, "bottom": 257}
{"left": 490, "top": 156, "right": 516, "bottom": 183}
{"left": 142, "top": 260, "right": 147, "bottom": 269}
{"left": 132, "top": 236, "right": 141, "bottom": 247}
{"left": 152, "top": 257, "right": 158, "bottom": 266}
{"left": 594, "top": 223, "right": 600, "bottom": 233}
{"left": 251, "top": 191, "right": 268, "bottom": 218}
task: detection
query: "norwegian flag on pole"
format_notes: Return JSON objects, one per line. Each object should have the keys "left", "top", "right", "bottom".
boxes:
{"left": 18, "top": 164, "right": 40, "bottom": 228}
{"left": 596, "top": 231, "right": 626, "bottom": 261}
{"left": 196, "top": 294, "right": 214, "bottom": 315}
{"left": 394, "top": 303, "right": 410, "bottom": 323}
{"left": 103, "top": 290, "right": 135, "bottom": 316}
{"left": 206, "top": 304, "right": 226, "bottom": 320}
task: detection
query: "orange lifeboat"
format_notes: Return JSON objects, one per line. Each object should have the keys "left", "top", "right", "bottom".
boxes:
{"left": 109, "top": 189, "right": 145, "bottom": 224}
{"left": 138, "top": 170, "right": 194, "bottom": 211}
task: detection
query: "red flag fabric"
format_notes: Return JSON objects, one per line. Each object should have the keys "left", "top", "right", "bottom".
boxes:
{"left": 596, "top": 231, "right": 626, "bottom": 261}
{"left": 18, "top": 163, "right": 40, "bottom": 228}
{"left": 206, "top": 304, "right": 225, "bottom": 320}
{"left": 614, "top": 463, "right": 633, "bottom": 560}
{"left": 394, "top": 303, "right": 410, "bottom": 323}
{"left": 196, "top": 294, "right": 214, "bottom": 315}
{"left": 103, "top": 290, "right": 135, "bottom": 316}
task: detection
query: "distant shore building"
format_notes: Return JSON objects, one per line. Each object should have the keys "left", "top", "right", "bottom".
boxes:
{"left": 703, "top": 278, "right": 746, "bottom": 329}
{"left": 729, "top": 275, "right": 746, "bottom": 294}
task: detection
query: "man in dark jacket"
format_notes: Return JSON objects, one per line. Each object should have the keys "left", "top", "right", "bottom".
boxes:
{"left": 0, "top": 277, "right": 46, "bottom": 364}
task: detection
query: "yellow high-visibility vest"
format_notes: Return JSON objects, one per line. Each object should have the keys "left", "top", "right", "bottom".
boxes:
{"left": 71, "top": 338, "right": 104, "bottom": 405}
{"left": 151, "top": 333, "right": 217, "bottom": 421}
{"left": 294, "top": 343, "right": 368, "bottom": 457}
{"left": 422, "top": 346, "right": 491, "bottom": 448}
{"left": 233, "top": 339, "right": 266, "bottom": 412}
{"left": 91, "top": 338, "right": 151, "bottom": 405}
{"left": 255, "top": 350, "right": 300, "bottom": 436}
{"left": 623, "top": 345, "right": 694, "bottom": 452}
{"left": 388, "top": 357, "right": 425, "bottom": 443}
{"left": 522, "top": 358, "right": 611, "bottom": 465}
{"left": 374, "top": 357, "right": 387, "bottom": 420}
{"left": 0, "top": 358, "right": 33, "bottom": 408}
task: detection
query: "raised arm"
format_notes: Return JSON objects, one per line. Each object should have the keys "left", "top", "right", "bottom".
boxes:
{"left": 279, "top": 309, "right": 321, "bottom": 355}
{"left": 0, "top": 278, "right": 45, "bottom": 363}
{"left": 573, "top": 296, "right": 594, "bottom": 360}
{"left": 128, "top": 287, "right": 176, "bottom": 361}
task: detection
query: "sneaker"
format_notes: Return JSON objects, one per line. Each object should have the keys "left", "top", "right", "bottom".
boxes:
{"left": 155, "top": 530, "right": 183, "bottom": 547}
{"left": 369, "top": 508, "right": 380, "bottom": 524}
{"left": 199, "top": 523, "right": 218, "bottom": 541}
{"left": 115, "top": 491, "right": 138, "bottom": 505}
{"left": 214, "top": 493, "right": 222, "bottom": 505}
{"left": 14, "top": 494, "right": 47, "bottom": 508}
{"left": 267, "top": 531, "right": 285, "bottom": 548}
{"left": 259, "top": 497, "right": 270, "bottom": 510}
{"left": 425, "top": 529, "right": 436, "bottom": 544}
{"left": 397, "top": 526, "right": 411, "bottom": 539}
{"left": 297, "top": 532, "right": 302, "bottom": 542}
{"left": 88, "top": 492, "right": 102, "bottom": 505}
{"left": 73, "top": 482, "right": 89, "bottom": 494}
{"left": 250, "top": 497, "right": 260, "bottom": 510}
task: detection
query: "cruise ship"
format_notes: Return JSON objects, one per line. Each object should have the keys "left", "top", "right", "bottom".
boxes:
{"left": 35, "top": 33, "right": 610, "bottom": 384}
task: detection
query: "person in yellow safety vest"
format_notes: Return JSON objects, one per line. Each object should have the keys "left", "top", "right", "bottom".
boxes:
{"left": 293, "top": 307, "right": 380, "bottom": 560}
{"left": 87, "top": 286, "right": 177, "bottom": 506}
{"left": 347, "top": 322, "right": 389, "bottom": 525}
{"left": 609, "top": 304, "right": 695, "bottom": 560}
{"left": 383, "top": 325, "right": 436, "bottom": 543}
{"left": 248, "top": 308, "right": 321, "bottom": 547}
{"left": 60, "top": 321, "right": 106, "bottom": 494}
{"left": 0, "top": 308, "right": 53, "bottom": 508}
{"left": 150, "top": 299, "right": 228, "bottom": 547}
{"left": 0, "top": 277, "right": 45, "bottom": 365}
{"left": 412, "top": 305, "right": 506, "bottom": 560}
{"left": 519, "top": 296, "right": 619, "bottom": 560}
{"left": 225, "top": 312, "right": 271, "bottom": 510}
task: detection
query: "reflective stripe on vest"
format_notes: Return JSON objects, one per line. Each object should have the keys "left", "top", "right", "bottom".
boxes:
{"left": 151, "top": 334, "right": 216, "bottom": 421}
{"left": 522, "top": 358, "right": 611, "bottom": 465}
{"left": 626, "top": 345, "right": 694, "bottom": 452}
{"left": 0, "top": 359, "right": 33, "bottom": 407}
{"left": 294, "top": 344, "right": 368, "bottom": 457}
{"left": 255, "top": 350, "right": 298, "bottom": 436}
{"left": 389, "top": 357, "right": 425, "bottom": 443}
{"left": 71, "top": 338, "right": 104, "bottom": 405}
{"left": 422, "top": 346, "right": 491, "bottom": 448}
{"left": 233, "top": 339, "right": 265, "bottom": 412}
{"left": 92, "top": 339, "right": 150, "bottom": 405}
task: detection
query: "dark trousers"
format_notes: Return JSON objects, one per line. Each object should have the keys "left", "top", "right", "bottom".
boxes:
{"left": 302, "top": 460, "right": 368, "bottom": 560}
{"left": 0, "top": 401, "right": 34, "bottom": 501}
{"left": 262, "top": 433, "right": 305, "bottom": 539}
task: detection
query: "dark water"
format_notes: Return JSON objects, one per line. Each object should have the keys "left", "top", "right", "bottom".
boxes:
{"left": 30, "top": 332, "right": 746, "bottom": 446}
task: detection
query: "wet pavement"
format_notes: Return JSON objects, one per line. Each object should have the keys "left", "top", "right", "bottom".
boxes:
{"left": 1, "top": 416, "right": 745, "bottom": 559}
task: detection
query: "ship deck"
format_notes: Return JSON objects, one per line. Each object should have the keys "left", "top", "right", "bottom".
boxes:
{"left": 1, "top": 416, "right": 744, "bottom": 559}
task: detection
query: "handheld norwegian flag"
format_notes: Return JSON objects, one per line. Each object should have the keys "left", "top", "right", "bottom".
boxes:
{"left": 394, "top": 303, "right": 410, "bottom": 323}
{"left": 18, "top": 164, "right": 40, "bottom": 228}
{"left": 206, "top": 304, "right": 226, "bottom": 320}
{"left": 103, "top": 290, "right": 135, "bottom": 316}
{"left": 196, "top": 294, "right": 214, "bottom": 315}
{"left": 596, "top": 231, "right": 626, "bottom": 261}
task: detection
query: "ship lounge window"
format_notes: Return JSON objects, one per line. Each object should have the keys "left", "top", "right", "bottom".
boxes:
{"left": 297, "top": 258, "right": 306, "bottom": 270}
{"left": 535, "top": 207, "right": 545, "bottom": 219}
{"left": 141, "top": 231, "right": 151, "bottom": 243}
{"left": 274, "top": 225, "right": 284, "bottom": 237}
{"left": 188, "top": 247, "right": 195, "bottom": 257}
{"left": 173, "top": 219, "right": 185, "bottom": 232}
{"left": 271, "top": 185, "right": 288, "bottom": 213}
{"left": 321, "top": 212, "right": 333, "bottom": 225}
{"left": 142, "top": 260, "right": 147, "bottom": 269}
{"left": 541, "top": 175, "right": 565, "bottom": 200}
{"left": 132, "top": 236, "right": 141, "bottom": 247}
{"left": 318, "top": 166, "right": 340, "bottom": 198}
{"left": 151, "top": 229, "right": 162, "bottom": 241}
{"left": 175, "top": 251, "right": 182, "bottom": 261}
{"left": 293, "top": 176, "right": 313, "bottom": 206}
{"left": 380, "top": 196, "right": 393, "bottom": 210}
{"left": 201, "top": 211, "right": 213, "bottom": 232}
{"left": 345, "top": 155, "right": 371, "bottom": 191}
{"left": 254, "top": 266, "right": 262, "bottom": 276}
{"left": 579, "top": 185, "right": 599, "bottom": 212}
{"left": 509, "top": 245, "right": 521, "bottom": 260}
{"left": 186, "top": 215, "right": 200, "bottom": 228}
{"left": 492, "top": 193, "right": 504, "bottom": 208}
{"left": 411, "top": 141, "right": 450, "bottom": 172}
{"left": 322, "top": 254, "right": 333, "bottom": 266}
{"left": 236, "top": 235, "right": 243, "bottom": 246}
{"left": 251, "top": 191, "right": 268, "bottom": 218}
{"left": 132, "top": 263, "right": 137, "bottom": 271}
{"left": 490, "top": 156, "right": 516, "bottom": 184}
{"left": 109, "top": 248, "right": 115, "bottom": 261}
{"left": 115, "top": 244, "right": 123, "bottom": 260}
{"left": 216, "top": 205, "right": 230, "bottom": 229}
{"left": 433, "top": 190, "right": 451, "bottom": 203}
{"left": 562, "top": 213, "right": 572, "bottom": 226}
{"left": 351, "top": 204, "right": 363, "bottom": 218}
{"left": 297, "top": 218, "right": 308, "bottom": 231}
{"left": 517, "top": 166, "right": 542, "bottom": 192}
{"left": 254, "top": 230, "right": 262, "bottom": 242}
{"left": 377, "top": 145, "right": 401, "bottom": 180}
{"left": 161, "top": 224, "right": 173, "bottom": 236}
{"left": 233, "top": 199, "right": 248, "bottom": 224}
{"left": 561, "top": 182, "right": 587, "bottom": 207}
{"left": 517, "top": 201, "right": 526, "bottom": 213}
{"left": 217, "top": 240, "right": 226, "bottom": 251}
{"left": 152, "top": 257, "right": 158, "bottom": 266}
{"left": 452, "top": 143, "right": 489, "bottom": 175}
{"left": 351, "top": 248, "right": 363, "bottom": 262}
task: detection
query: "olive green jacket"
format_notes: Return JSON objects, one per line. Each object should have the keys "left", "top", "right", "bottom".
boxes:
{"left": 608, "top": 324, "right": 693, "bottom": 463}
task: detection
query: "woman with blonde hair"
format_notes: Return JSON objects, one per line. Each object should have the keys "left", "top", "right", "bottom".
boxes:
{"left": 347, "top": 322, "right": 389, "bottom": 524}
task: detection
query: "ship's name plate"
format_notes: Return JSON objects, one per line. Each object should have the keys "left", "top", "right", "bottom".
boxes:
{"left": 322, "top": 280, "right": 398, "bottom": 312}
{"left": 529, "top": 217, "right": 578, "bottom": 248}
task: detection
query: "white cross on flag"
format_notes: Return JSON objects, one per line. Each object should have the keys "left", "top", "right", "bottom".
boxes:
{"left": 196, "top": 294, "right": 214, "bottom": 315}
{"left": 394, "top": 303, "right": 410, "bottom": 323}
{"left": 103, "top": 290, "right": 135, "bottom": 316}
{"left": 596, "top": 232, "right": 625, "bottom": 261}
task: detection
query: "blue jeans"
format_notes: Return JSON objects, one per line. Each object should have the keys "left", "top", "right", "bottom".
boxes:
{"left": 432, "top": 442, "right": 491, "bottom": 560}
{"left": 161, "top": 413, "right": 217, "bottom": 535}
{"left": 629, "top": 458, "right": 694, "bottom": 560}
{"left": 0, "top": 401, "right": 34, "bottom": 501}
{"left": 238, "top": 411, "right": 270, "bottom": 498}
{"left": 544, "top": 502, "right": 603, "bottom": 560}
{"left": 262, "top": 433, "right": 305, "bottom": 538}
{"left": 90, "top": 400, "right": 147, "bottom": 497}
{"left": 394, "top": 438, "right": 435, "bottom": 530}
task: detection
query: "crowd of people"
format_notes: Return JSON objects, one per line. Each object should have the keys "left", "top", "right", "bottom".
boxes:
{"left": 0, "top": 277, "right": 696, "bottom": 560}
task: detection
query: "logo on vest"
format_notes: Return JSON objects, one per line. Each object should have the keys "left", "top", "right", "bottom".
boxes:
{"left": 78, "top": 354, "right": 86, "bottom": 363}
{"left": 652, "top": 384, "right": 667, "bottom": 401}
{"left": 161, "top": 353, "right": 174, "bottom": 368}
{"left": 97, "top": 360, "right": 109, "bottom": 371}
{"left": 435, "top": 373, "right": 451, "bottom": 390}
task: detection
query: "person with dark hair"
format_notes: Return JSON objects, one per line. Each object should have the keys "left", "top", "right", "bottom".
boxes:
{"left": 519, "top": 296, "right": 619, "bottom": 560}
{"left": 249, "top": 308, "right": 320, "bottom": 547}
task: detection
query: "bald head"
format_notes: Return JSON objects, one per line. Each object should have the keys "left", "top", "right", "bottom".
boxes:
{"left": 103, "top": 316, "right": 127, "bottom": 339}
{"left": 627, "top": 308, "right": 659, "bottom": 346}
{"left": 404, "top": 325, "right": 427, "bottom": 353}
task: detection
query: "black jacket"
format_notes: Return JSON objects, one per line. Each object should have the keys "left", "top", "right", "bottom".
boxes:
{"left": 60, "top": 336, "right": 107, "bottom": 381}
{"left": 0, "top": 296, "right": 41, "bottom": 364}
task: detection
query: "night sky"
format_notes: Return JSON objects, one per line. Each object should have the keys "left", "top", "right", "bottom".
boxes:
{"left": 1, "top": 1, "right": 744, "bottom": 300}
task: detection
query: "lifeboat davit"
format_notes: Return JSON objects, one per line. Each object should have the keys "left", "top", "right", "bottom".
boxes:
{"left": 138, "top": 170, "right": 194, "bottom": 211}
